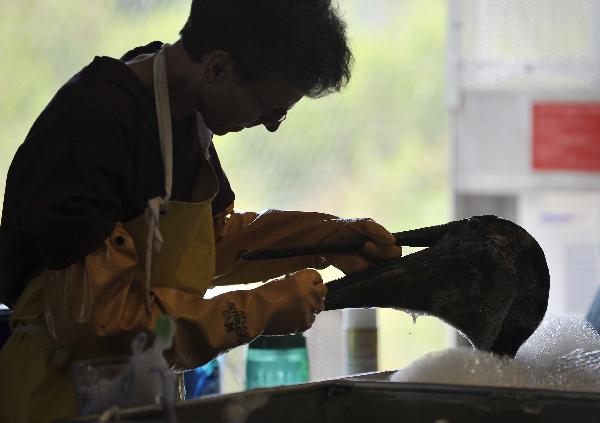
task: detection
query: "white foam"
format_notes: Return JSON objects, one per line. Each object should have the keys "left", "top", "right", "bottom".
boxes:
{"left": 390, "top": 316, "right": 600, "bottom": 392}
{"left": 515, "top": 315, "right": 600, "bottom": 363}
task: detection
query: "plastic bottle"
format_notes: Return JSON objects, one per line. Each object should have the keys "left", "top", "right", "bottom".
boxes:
{"left": 184, "top": 356, "right": 221, "bottom": 399}
{"left": 75, "top": 314, "right": 176, "bottom": 419}
{"left": 121, "top": 314, "right": 177, "bottom": 416}
{"left": 245, "top": 334, "right": 309, "bottom": 390}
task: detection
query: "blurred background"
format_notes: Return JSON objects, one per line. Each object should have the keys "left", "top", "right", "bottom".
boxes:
{"left": 2, "top": 0, "right": 599, "bottom": 395}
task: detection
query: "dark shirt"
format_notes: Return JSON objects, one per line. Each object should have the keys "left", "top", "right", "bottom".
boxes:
{"left": 0, "top": 42, "right": 235, "bottom": 307}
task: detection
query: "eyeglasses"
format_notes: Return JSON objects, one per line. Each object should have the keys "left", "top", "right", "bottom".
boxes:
{"left": 250, "top": 85, "right": 287, "bottom": 132}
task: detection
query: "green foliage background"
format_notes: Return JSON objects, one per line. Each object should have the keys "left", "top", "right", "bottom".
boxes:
{"left": 0, "top": 0, "right": 451, "bottom": 372}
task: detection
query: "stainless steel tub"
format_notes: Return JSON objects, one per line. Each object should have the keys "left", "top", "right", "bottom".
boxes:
{"left": 61, "top": 371, "right": 600, "bottom": 423}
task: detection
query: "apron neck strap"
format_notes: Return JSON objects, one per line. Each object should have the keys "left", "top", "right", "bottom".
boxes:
{"left": 152, "top": 44, "right": 173, "bottom": 209}
{"left": 142, "top": 44, "right": 173, "bottom": 313}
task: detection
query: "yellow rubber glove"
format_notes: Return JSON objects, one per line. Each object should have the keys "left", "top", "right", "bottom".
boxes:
{"left": 258, "top": 269, "right": 326, "bottom": 335}
{"left": 214, "top": 209, "right": 402, "bottom": 285}
{"left": 318, "top": 218, "right": 404, "bottom": 275}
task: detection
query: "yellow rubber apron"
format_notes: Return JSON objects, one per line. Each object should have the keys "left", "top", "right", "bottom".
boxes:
{"left": 0, "top": 44, "right": 218, "bottom": 423}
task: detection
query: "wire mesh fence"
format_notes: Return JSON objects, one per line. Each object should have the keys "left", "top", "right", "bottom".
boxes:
{"left": 455, "top": 0, "right": 600, "bottom": 90}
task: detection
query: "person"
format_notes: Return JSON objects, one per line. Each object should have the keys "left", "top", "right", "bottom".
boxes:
{"left": 0, "top": 1, "right": 402, "bottom": 422}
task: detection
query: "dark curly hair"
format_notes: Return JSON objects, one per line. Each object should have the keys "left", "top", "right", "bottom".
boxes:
{"left": 179, "top": 0, "right": 353, "bottom": 98}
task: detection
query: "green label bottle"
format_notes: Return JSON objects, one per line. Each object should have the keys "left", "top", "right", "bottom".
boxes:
{"left": 245, "top": 333, "right": 309, "bottom": 390}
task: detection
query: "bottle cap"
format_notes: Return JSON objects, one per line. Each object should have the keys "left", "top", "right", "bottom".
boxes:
{"left": 248, "top": 333, "right": 306, "bottom": 349}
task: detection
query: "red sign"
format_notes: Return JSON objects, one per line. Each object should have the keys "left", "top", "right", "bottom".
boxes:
{"left": 532, "top": 102, "right": 600, "bottom": 172}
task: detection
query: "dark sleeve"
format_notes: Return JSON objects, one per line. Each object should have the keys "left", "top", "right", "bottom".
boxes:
{"left": 15, "top": 95, "right": 134, "bottom": 269}
{"left": 208, "top": 143, "right": 235, "bottom": 215}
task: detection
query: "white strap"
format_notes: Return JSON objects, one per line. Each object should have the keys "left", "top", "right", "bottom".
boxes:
{"left": 144, "top": 197, "right": 163, "bottom": 312}
{"left": 142, "top": 44, "right": 173, "bottom": 313}
{"left": 153, "top": 44, "right": 173, "bottom": 208}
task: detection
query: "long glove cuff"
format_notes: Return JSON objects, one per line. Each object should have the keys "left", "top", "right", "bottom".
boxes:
{"left": 156, "top": 287, "right": 273, "bottom": 368}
